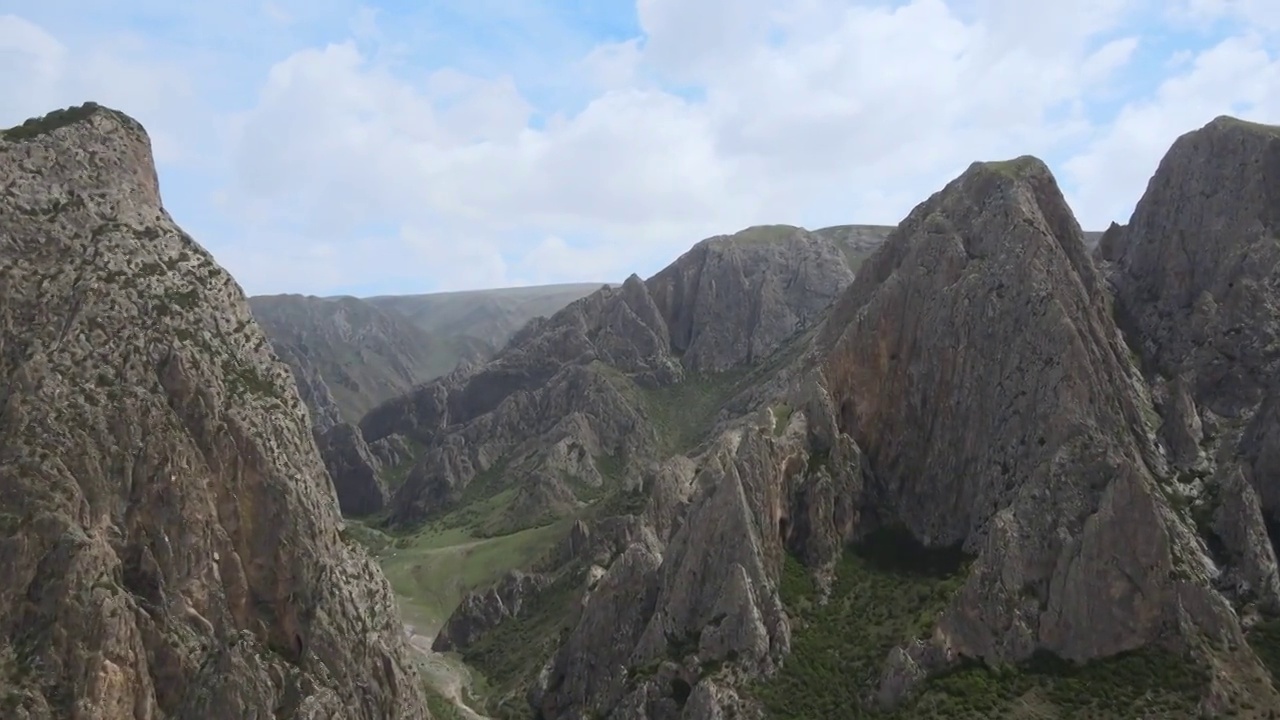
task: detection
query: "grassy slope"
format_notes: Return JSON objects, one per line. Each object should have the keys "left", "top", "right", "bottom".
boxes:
{"left": 345, "top": 514, "right": 570, "bottom": 636}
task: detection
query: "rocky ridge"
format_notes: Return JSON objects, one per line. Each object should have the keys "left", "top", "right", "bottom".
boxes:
{"left": 359, "top": 224, "right": 858, "bottom": 532}
{"left": 250, "top": 294, "right": 454, "bottom": 517}
{"left": 0, "top": 103, "right": 427, "bottom": 719}
{"left": 424, "top": 118, "right": 1280, "bottom": 720}
{"left": 367, "top": 283, "right": 609, "bottom": 355}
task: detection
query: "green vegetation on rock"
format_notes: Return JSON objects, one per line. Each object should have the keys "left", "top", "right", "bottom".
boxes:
{"left": 463, "top": 566, "right": 588, "bottom": 719}
{"left": 637, "top": 370, "right": 749, "bottom": 454}
{"left": 2, "top": 102, "right": 106, "bottom": 141}
{"left": 344, "top": 517, "right": 569, "bottom": 635}
{"left": 757, "top": 529, "right": 1209, "bottom": 719}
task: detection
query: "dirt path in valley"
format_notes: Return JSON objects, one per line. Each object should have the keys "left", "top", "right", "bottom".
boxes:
{"left": 404, "top": 624, "right": 491, "bottom": 720}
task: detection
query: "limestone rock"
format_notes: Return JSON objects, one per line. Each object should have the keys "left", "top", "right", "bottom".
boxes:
{"left": 432, "top": 571, "right": 550, "bottom": 652}
{"left": 0, "top": 103, "right": 427, "bottom": 719}
{"left": 362, "top": 226, "right": 856, "bottom": 529}
{"left": 819, "top": 156, "right": 1237, "bottom": 668}
{"left": 313, "top": 423, "right": 389, "bottom": 517}
{"left": 1104, "top": 116, "right": 1280, "bottom": 417}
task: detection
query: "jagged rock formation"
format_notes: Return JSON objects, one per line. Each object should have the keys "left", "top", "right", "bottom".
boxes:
{"left": 250, "top": 295, "right": 454, "bottom": 517}
{"left": 432, "top": 571, "right": 549, "bottom": 652}
{"left": 249, "top": 294, "right": 469, "bottom": 425}
{"left": 809, "top": 224, "right": 894, "bottom": 271}
{"left": 0, "top": 103, "right": 427, "bottom": 719}
{"left": 432, "top": 120, "right": 1280, "bottom": 720}
{"left": 360, "top": 225, "right": 856, "bottom": 529}
{"left": 1103, "top": 116, "right": 1280, "bottom": 624}
{"left": 819, "top": 156, "right": 1253, "bottom": 676}
{"left": 1101, "top": 117, "right": 1280, "bottom": 418}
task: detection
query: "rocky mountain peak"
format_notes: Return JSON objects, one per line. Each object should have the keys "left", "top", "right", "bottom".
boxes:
{"left": 1103, "top": 115, "right": 1280, "bottom": 416}
{"left": 817, "top": 153, "right": 1245, "bottom": 673}
{"left": 2, "top": 101, "right": 162, "bottom": 211}
{"left": 0, "top": 104, "right": 427, "bottom": 719}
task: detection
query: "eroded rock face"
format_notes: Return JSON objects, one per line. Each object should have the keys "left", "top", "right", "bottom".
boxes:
{"left": 440, "top": 123, "right": 1280, "bottom": 720}
{"left": 313, "top": 423, "right": 389, "bottom": 517}
{"left": 432, "top": 571, "right": 550, "bottom": 653}
{"left": 361, "top": 227, "right": 856, "bottom": 529}
{"left": 1105, "top": 116, "right": 1280, "bottom": 621}
{"left": 0, "top": 104, "right": 427, "bottom": 719}
{"left": 818, "top": 157, "right": 1242, "bottom": 668}
{"left": 1104, "top": 117, "right": 1280, "bottom": 418}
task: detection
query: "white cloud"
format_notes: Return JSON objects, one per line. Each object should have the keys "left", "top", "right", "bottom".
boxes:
{"left": 1063, "top": 31, "right": 1280, "bottom": 226}
{"left": 1, "top": 2, "right": 1277, "bottom": 295}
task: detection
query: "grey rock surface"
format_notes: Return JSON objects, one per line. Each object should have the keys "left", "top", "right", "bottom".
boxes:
{"left": 0, "top": 103, "right": 428, "bottom": 720}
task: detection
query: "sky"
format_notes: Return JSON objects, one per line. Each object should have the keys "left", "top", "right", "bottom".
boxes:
{"left": 0, "top": 0, "right": 1278, "bottom": 297}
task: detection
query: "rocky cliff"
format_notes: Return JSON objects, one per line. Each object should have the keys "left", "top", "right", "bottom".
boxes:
{"left": 0, "top": 103, "right": 428, "bottom": 719}
{"left": 1102, "top": 116, "right": 1280, "bottom": 651}
{"left": 250, "top": 294, "right": 461, "bottom": 517}
{"left": 249, "top": 293, "right": 457, "bottom": 427}
{"left": 359, "top": 224, "right": 856, "bottom": 531}
{"left": 426, "top": 119, "right": 1280, "bottom": 720}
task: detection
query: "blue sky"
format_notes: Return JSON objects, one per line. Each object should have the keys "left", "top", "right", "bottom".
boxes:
{"left": 0, "top": 0, "right": 1277, "bottom": 297}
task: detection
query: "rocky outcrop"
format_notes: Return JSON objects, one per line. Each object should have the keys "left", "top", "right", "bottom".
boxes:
{"left": 820, "top": 156, "right": 1241, "bottom": 668}
{"left": 250, "top": 293, "right": 455, "bottom": 425}
{"left": 1102, "top": 117, "right": 1280, "bottom": 418}
{"left": 432, "top": 571, "right": 550, "bottom": 652}
{"left": 435, "top": 122, "right": 1280, "bottom": 720}
{"left": 1104, "top": 117, "right": 1280, "bottom": 619}
{"left": 314, "top": 423, "right": 389, "bottom": 517}
{"left": 0, "top": 103, "right": 427, "bottom": 719}
{"left": 249, "top": 296, "right": 449, "bottom": 516}
{"left": 361, "top": 227, "right": 856, "bottom": 528}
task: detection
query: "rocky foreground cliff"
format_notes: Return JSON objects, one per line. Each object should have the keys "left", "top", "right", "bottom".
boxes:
{"left": 398, "top": 116, "right": 1280, "bottom": 720}
{"left": 0, "top": 104, "right": 428, "bottom": 719}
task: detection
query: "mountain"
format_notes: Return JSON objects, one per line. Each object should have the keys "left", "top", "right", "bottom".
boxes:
{"left": 359, "top": 225, "right": 857, "bottom": 532}
{"left": 1100, "top": 116, "right": 1280, "bottom": 621}
{"left": 0, "top": 103, "right": 428, "bottom": 718}
{"left": 374, "top": 119, "right": 1280, "bottom": 720}
{"left": 366, "top": 283, "right": 610, "bottom": 355}
{"left": 249, "top": 293, "right": 466, "bottom": 427}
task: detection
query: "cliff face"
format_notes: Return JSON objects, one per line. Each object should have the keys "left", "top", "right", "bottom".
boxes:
{"left": 1103, "top": 116, "right": 1280, "bottom": 636}
{"left": 250, "top": 294, "right": 459, "bottom": 517}
{"left": 819, "top": 156, "right": 1243, "bottom": 669}
{"left": 249, "top": 294, "right": 458, "bottom": 427}
{"left": 1102, "top": 117, "right": 1280, "bottom": 418}
{"left": 360, "top": 225, "right": 856, "bottom": 530}
{"left": 0, "top": 104, "right": 427, "bottom": 719}
{"left": 432, "top": 122, "right": 1280, "bottom": 720}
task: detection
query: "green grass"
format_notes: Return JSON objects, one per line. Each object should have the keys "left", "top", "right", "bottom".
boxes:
{"left": 754, "top": 529, "right": 970, "bottom": 719}
{"left": 636, "top": 370, "right": 749, "bottom": 454}
{"left": 462, "top": 565, "right": 588, "bottom": 718}
{"left": 979, "top": 156, "right": 1046, "bottom": 179}
{"left": 1248, "top": 618, "right": 1280, "bottom": 684}
{"left": 422, "top": 684, "right": 465, "bottom": 720}
{"left": 771, "top": 403, "right": 794, "bottom": 435}
{"left": 348, "top": 518, "right": 570, "bottom": 635}
{"left": 730, "top": 224, "right": 802, "bottom": 246}
{"left": 755, "top": 529, "right": 1209, "bottom": 719}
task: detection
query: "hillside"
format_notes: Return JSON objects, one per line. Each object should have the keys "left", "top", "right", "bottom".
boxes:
{"left": 249, "top": 293, "right": 463, "bottom": 427}
{"left": 366, "top": 283, "right": 609, "bottom": 355}
{"left": 0, "top": 103, "right": 428, "bottom": 718}
{"left": 367, "top": 118, "right": 1280, "bottom": 720}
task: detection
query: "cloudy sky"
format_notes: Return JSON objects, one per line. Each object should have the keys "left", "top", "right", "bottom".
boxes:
{"left": 1, "top": 0, "right": 1278, "bottom": 296}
